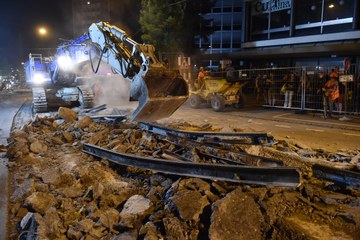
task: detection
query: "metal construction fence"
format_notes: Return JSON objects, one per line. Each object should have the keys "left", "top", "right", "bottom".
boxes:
{"left": 207, "top": 65, "right": 360, "bottom": 115}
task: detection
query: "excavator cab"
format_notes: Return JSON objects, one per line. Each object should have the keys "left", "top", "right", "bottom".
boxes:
{"left": 87, "top": 22, "right": 189, "bottom": 122}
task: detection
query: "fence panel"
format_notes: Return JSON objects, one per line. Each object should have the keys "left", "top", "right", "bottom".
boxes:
{"left": 302, "top": 64, "right": 359, "bottom": 114}
{"left": 205, "top": 65, "right": 360, "bottom": 114}
{"left": 236, "top": 67, "right": 304, "bottom": 109}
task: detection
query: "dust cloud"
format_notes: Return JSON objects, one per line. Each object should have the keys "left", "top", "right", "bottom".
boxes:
{"left": 91, "top": 75, "right": 131, "bottom": 107}
{"left": 76, "top": 63, "right": 135, "bottom": 109}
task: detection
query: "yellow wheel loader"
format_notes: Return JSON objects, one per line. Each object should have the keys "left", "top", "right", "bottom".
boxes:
{"left": 189, "top": 76, "right": 246, "bottom": 112}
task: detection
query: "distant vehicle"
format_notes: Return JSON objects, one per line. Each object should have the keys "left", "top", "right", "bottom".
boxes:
{"left": 189, "top": 75, "right": 246, "bottom": 112}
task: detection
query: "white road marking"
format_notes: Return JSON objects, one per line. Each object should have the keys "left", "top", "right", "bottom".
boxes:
{"left": 343, "top": 133, "right": 360, "bottom": 137}
{"left": 275, "top": 125, "right": 291, "bottom": 128}
{"left": 273, "top": 113, "right": 291, "bottom": 118}
{"left": 305, "top": 128, "right": 324, "bottom": 132}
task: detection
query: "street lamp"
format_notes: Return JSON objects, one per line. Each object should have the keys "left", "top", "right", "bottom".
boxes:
{"left": 38, "top": 27, "right": 47, "bottom": 36}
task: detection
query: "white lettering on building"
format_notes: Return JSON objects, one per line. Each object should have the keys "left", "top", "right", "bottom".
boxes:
{"left": 252, "top": 0, "right": 291, "bottom": 14}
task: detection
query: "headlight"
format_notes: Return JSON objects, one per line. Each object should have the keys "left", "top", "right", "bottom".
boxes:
{"left": 33, "top": 73, "right": 46, "bottom": 84}
{"left": 57, "top": 55, "right": 72, "bottom": 70}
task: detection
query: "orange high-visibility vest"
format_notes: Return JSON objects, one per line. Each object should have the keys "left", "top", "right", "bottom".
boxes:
{"left": 198, "top": 71, "right": 205, "bottom": 79}
{"left": 325, "top": 79, "right": 339, "bottom": 100}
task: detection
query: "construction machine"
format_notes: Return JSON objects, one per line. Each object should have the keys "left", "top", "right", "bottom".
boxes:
{"left": 25, "top": 21, "right": 188, "bottom": 122}
{"left": 26, "top": 42, "right": 96, "bottom": 113}
{"left": 189, "top": 74, "right": 246, "bottom": 112}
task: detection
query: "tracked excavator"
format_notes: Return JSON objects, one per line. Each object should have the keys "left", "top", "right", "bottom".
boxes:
{"left": 26, "top": 21, "right": 189, "bottom": 122}
{"left": 26, "top": 37, "right": 97, "bottom": 113}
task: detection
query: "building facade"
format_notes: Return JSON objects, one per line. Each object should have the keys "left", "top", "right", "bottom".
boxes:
{"left": 197, "top": 0, "right": 360, "bottom": 69}
{"left": 197, "top": 0, "right": 242, "bottom": 54}
{"left": 195, "top": 0, "right": 241, "bottom": 67}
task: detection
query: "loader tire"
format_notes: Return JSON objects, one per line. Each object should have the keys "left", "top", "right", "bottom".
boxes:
{"left": 189, "top": 94, "right": 202, "bottom": 108}
{"left": 211, "top": 95, "right": 225, "bottom": 112}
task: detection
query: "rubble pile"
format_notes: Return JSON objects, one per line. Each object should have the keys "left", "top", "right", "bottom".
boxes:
{"left": 6, "top": 107, "right": 360, "bottom": 239}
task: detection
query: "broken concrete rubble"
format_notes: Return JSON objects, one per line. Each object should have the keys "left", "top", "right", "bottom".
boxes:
{"left": 76, "top": 115, "right": 93, "bottom": 129}
{"left": 58, "top": 107, "right": 78, "bottom": 123}
{"left": 6, "top": 113, "right": 360, "bottom": 239}
{"left": 29, "top": 140, "right": 48, "bottom": 153}
{"left": 119, "top": 195, "right": 154, "bottom": 228}
{"left": 209, "top": 187, "right": 266, "bottom": 240}
{"left": 24, "top": 192, "right": 57, "bottom": 215}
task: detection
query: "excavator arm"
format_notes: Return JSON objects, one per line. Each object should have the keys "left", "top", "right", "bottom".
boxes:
{"left": 86, "top": 21, "right": 188, "bottom": 122}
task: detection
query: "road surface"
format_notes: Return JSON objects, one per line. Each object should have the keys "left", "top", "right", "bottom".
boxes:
{"left": 0, "top": 93, "right": 359, "bottom": 239}
{"left": 161, "top": 103, "right": 360, "bottom": 152}
{"left": 0, "top": 92, "right": 29, "bottom": 240}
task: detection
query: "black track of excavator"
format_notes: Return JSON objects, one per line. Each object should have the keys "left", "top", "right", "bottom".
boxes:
{"left": 32, "top": 87, "right": 48, "bottom": 113}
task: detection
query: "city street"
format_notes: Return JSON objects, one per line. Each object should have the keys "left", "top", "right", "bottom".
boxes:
{"left": 163, "top": 103, "right": 360, "bottom": 152}
{"left": 1, "top": 0, "right": 360, "bottom": 238}
{"left": 0, "top": 92, "right": 29, "bottom": 240}
{"left": 1, "top": 92, "right": 360, "bottom": 239}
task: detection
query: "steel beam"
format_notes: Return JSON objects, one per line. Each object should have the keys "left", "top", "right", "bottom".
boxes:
{"left": 83, "top": 143, "right": 300, "bottom": 187}
{"left": 312, "top": 164, "right": 360, "bottom": 190}
{"left": 139, "top": 122, "right": 275, "bottom": 145}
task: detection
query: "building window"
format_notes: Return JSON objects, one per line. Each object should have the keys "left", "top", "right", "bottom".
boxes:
{"left": 249, "top": 0, "right": 355, "bottom": 40}
{"left": 212, "top": 15, "right": 222, "bottom": 26}
{"left": 252, "top": 13, "right": 268, "bottom": 33}
{"left": 270, "top": 9, "right": 290, "bottom": 29}
{"left": 234, "top": 7, "right": 242, "bottom": 12}
{"left": 323, "top": 23, "right": 353, "bottom": 33}
{"left": 250, "top": 0, "right": 292, "bottom": 40}
{"left": 213, "top": 7, "right": 222, "bottom": 13}
{"left": 223, "top": 14, "right": 233, "bottom": 26}
{"left": 222, "top": 32, "right": 232, "bottom": 42}
{"left": 296, "top": 0, "right": 322, "bottom": 25}
{"left": 324, "top": 0, "right": 354, "bottom": 21}
{"left": 233, "top": 24, "right": 241, "bottom": 30}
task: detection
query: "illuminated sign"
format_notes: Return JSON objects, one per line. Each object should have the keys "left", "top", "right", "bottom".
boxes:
{"left": 252, "top": 0, "right": 291, "bottom": 14}
{"left": 339, "top": 75, "right": 353, "bottom": 82}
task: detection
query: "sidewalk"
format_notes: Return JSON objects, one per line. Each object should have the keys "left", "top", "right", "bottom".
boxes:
{"left": 233, "top": 107, "right": 360, "bottom": 131}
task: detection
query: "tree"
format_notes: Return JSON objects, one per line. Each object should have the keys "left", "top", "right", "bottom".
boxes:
{"left": 139, "top": 0, "right": 214, "bottom": 54}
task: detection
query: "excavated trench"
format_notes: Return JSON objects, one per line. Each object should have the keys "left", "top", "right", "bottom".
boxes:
{"left": 4, "top": 107, "right": 360, "bottom": 239}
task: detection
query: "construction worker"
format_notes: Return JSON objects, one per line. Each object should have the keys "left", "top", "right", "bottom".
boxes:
{"left": 322, "top": 76, "right": 339, "bottom": 118}
{"left": 196, "top": 67, "right": 206, "bottom": 90}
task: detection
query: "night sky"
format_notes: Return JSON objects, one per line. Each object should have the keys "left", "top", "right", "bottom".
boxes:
{"left": 0, "top": 0, "right": 140, "bottom": 69}
{"left": 0, "top": 0, "right": 74, "bottom": 66}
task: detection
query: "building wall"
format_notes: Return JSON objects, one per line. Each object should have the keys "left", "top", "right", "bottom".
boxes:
{"left": 196, "top": 0, "right": 360, "bottom": 69}
{"left": 72, "top": 0, "right": 110, "bottom": 37}
{"left": 241, "top": 0, "right": 360, "bottom": 68}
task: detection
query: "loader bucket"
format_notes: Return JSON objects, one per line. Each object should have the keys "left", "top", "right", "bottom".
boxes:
{"left": 130, "top": 66, "right": 188, "bottom": 122}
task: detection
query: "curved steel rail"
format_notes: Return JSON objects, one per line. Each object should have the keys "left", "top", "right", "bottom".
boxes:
{"left": 83, "top": 143, "right": 300, "bottom": 187}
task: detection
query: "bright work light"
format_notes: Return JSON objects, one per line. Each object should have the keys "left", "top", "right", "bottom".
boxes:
{"left": 57, "top": 55, "right": 73, "bottom": 70}
{"left": 33, "top": 73, "right": 46, "bottom": 84}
